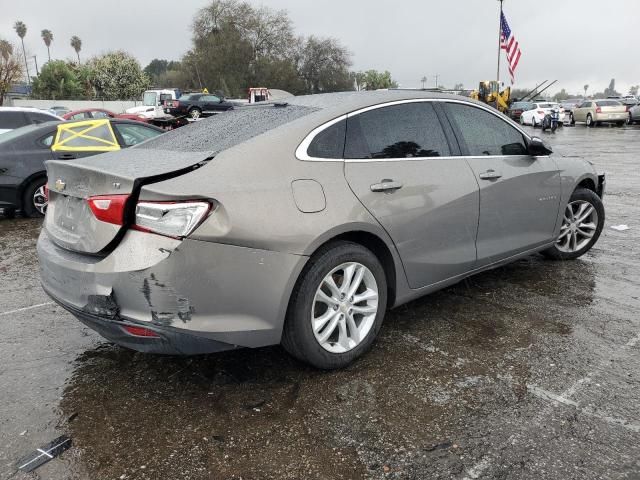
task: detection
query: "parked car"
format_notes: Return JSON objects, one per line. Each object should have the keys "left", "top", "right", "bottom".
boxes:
{"left": 37, "top": 91, "right": 606, "bottom": 369}
{"left": 63, "top": 108, "right": 149, "bottom": 123}
{"left": 570, "top": 100, "right": 627, "bottom": 126}
{"left": 164, "top": 93, "right": 235, "bottom": 119}
{"left": 560, "top": 98, "right": 583, "bottom": 112}
{"left": 507, "top": 101, "right": 533, "bottom": 121}
{"left": 0, "top": 119, "right": 164, "bottom": 217}
{"left": 0, "top": 107, "right": 61, "bottom": 135}
{"left": 520, "top": 102, "right": 566, "bottom": 127}
{"left": 627, "top": 103, "right": 640, "bottom": 125}
{"left": 47, "top": 106, "right": 71, "bottom": 116}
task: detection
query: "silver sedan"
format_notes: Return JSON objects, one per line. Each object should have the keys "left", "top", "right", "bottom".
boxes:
{"left": 38, "top": 91, "right": 606, "bottom": 369}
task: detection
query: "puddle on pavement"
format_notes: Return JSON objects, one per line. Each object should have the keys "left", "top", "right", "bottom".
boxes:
{"left": 56, "top": 256, "right": 597, "bottom": 479}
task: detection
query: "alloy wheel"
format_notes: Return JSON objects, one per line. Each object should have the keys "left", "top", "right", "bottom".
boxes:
{"left": 556, "top": 200, "right": 598, "bottom": 253}
{"left": 311, "top": 262, "right": 379, "bottom": 353}
{"left": 189, "top": 109, "right": 201, "bottom": 119}
{"left": 33, "top": 185, "right": 48, "bottom": 215}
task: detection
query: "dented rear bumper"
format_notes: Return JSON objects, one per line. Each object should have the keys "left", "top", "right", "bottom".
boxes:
{"left": 38, "top": 229, "right": 307, "bottom": 354}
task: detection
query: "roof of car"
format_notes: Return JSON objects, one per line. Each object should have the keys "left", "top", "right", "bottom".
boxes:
{"left": 0, "top": 106, "right": 61, "bottom": 115}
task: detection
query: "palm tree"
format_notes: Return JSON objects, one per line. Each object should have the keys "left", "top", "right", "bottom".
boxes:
{"left": 0, "top": 39, "right": 13, "bottom": 62}
{"left": 41, "top": 29, "right": 53, "bottom": 62}
{"left": 13, "top": 21, "right": 30, "bottom": 85}
{"left": 583, "top": 84, "right": 589, "bottom": 98}
{"left": 70, "top": 36, "right": 82, "bottom": 65}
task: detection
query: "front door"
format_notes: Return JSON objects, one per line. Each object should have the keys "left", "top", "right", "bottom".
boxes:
{"left": 343, "top": 101, "right": 480, "bottom": 289}
{"left": 443, "top": 102, "right": 561, "bottom": 265}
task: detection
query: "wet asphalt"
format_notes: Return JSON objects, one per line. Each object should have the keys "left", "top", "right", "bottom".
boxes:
{"left": 1, "top": 124, "right": 639, "bottom": 480}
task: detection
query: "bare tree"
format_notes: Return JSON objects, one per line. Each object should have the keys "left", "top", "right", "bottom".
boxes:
{"left": 41, "top": 29, "right": 53, "bottom": 62}
{"left": 13, "top": 21, "right": 29, "bottom": 84}
{"left": 0, "top": 40, "right": 25, "bottom": 105}
{"left": 70, "top": 36, "right": 82, "bottom": 64}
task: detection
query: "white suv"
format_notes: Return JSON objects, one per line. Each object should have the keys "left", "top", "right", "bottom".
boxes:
{"left": 0, "top": 107, "right": 62, "bottom": 135}
{"left": 520, "top": 102, "right": 566, "bottom": 127}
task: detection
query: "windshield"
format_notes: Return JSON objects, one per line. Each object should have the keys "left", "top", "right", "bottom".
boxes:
{"left": 143, "top": 92, "right": 157, "bottom": 106}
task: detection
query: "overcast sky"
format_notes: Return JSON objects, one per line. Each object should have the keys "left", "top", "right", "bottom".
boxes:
{"left": 2, "top": 0, "right": 639, "bottom": 96}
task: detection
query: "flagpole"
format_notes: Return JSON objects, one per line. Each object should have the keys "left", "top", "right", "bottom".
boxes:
{"left": 497, "top": 0, "right": 504, "bottom": 82}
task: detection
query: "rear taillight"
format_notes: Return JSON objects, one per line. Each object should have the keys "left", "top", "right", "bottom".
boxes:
{"left": 596, "top": 107, "right": 602, "bottom": 113}
{"left": 122, "top": 325, "right": 159, "bottom": 338}
{"left": 87, "top": 195, "right": 130, "bottom": 225}
{"left": 133, "top": 201, "right": 211, "bottom": 238}
{"left": 537, "top": 110, "right": 545, "bottom": 115}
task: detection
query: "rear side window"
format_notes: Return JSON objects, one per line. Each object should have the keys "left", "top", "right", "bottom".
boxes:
{"left": 113, "top": 123, "right": 162, "bottom": 147}
{"left": 307, "top": 119, "right": 346, "bottom": 159}
{"left": 345, "top": 102, "right": 450, "bottom": 159}
{"left": 28, "top": 112, "right": 58, "bottom": 124}
{"left": 0, "top": 111, "right": 27, "bottom": 129}
{"left": 445, "top": 103, "right": 528, "bottom": 156}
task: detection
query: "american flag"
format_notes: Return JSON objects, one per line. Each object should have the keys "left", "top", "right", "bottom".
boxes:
{"left": 500, "top": 11, "right": 522, "bottom": 84}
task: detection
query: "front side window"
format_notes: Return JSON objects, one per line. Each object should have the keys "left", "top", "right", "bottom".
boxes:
{"left": 445, "top": 103, "right": 528, "bottom": 156}
{"left": 143, "top": 92, "right": 157, "bottom": 106}
{"left": 345, "top": 102, "right": 450, "bottom": 159}
{"left": 114, "top": 123, "right": 162, "bottom": 147}
{"left": 202, "top": 95, "right": 221, "bottom": 103}
{"left": 307, "top": 119, "right": 346, "bottom": 159}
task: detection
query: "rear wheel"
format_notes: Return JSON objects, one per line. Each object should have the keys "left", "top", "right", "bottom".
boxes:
{"left": 22, "top": 178, "right": 48, "bottom": 218}
{"left": 542, "top": 188, "right": 604, "bottom": 261}
{"left": 616, "top": 121, "right": 625, "bottom": 127}
{"left": 570, "top": 113, "right": 575, "bottom": 125}
{"left": 282, "top": 241, "right": 387, "bottom": 369}
{"left": 586, "top": 114, "right": 594, "bottom": 127}
{"left": 188, "top": 107, "right": 202, "bottom": 120}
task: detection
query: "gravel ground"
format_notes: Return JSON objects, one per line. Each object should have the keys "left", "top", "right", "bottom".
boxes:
{"left": 1, "top": 123, "right": 639, "bottom": 480}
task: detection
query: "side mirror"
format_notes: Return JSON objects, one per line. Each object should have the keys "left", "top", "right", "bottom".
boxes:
{"left": 528, "top": 136, "right": 553, "bottom": 156}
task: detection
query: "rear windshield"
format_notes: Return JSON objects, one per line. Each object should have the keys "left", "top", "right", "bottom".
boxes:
{"left": 511, "top": 102, "right": 531, "bottom": 109}
{"left": 139, "top": 104, "right": 317, "bottom": 153}
{"left": 596, "top": 100, "right": 621, "bottom": 107}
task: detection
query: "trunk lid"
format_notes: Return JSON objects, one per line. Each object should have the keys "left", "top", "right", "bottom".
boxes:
{"left": 44, "top": 148, "right": 212, "bottom": 254}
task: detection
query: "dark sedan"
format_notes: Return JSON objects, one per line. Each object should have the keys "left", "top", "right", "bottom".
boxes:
{"left": 164, "top": 93, "right": 234, "bottom": 119}
{"left": 507, "top": 101, "right": 533, "bottom": 121}
{"left": 0, "top": 119, "right": 164, "bottom": 217}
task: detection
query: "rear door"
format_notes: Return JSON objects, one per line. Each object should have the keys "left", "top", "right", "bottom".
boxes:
{"left": 343, "top": 101, "right": 480, "bottom": 289}
{"left": 443, "top": 102, "right": 561, "bottom": 265}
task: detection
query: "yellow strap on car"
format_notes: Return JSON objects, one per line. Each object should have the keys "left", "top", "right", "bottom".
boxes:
{"left": 51, "top": 119, "right": 120, "bottom": 152}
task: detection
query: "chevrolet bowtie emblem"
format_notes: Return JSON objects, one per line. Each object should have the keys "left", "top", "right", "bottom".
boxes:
{"left": 54, "top": 179, "right": 66, "bottom": 192}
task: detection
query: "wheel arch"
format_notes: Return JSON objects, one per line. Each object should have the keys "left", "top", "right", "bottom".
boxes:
{"left": 299, "top": 224, "right": 405, "bottom": 309}
{"left": 17, "top": 170, "right": 47, "bottom": 207}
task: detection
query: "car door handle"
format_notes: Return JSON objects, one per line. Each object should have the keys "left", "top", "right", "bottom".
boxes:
{"left": 57, "top": 153, "right": 76, "bottom": 160}
{"left": 370, "top": 180, "right": 403, "bottom": 192}
{"left": 478, "top": 170, "right": 502, "bottom": 180}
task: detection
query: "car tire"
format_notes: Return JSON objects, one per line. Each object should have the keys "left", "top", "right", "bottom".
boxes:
{"left": 188, "top": 108, "right": 202, "bottom": 120}
{"left": 532, "top": 117, "right": 538, "bottom": 128}
{"left": 586, "top": 114, "right": 594, "bottom": 127}
{"left": 616, "top": 121, "right": 624, "bottom": 127}
{"left": 570, "top": 113, "right": 575, "bottom": 125}
{"left": 281, "top": 241, "right": 388, "bottom": 369}
{"left": 22, "top": 178, "right": 48, "bottom": 218}
{"left": 626, "top": 113, "right": 632, "bottom": 125}
{"left": 541, "top": 188, "right": 605, "bottom": 261}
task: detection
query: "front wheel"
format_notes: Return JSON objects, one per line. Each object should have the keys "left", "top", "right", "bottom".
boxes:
{"left": 570, "top": 113, "right": 575, "bottom": 125}
{"left": 542, "top": 188, "right": 605, "bottom": 261}
{"left": 188, "top": 108, "right": 202, "bottom": 120}
{"left": 22, "top": 178, "right": 48, "bottom": 218}
{"left": 282, "top": 241, "right": 387, "bottom": 369}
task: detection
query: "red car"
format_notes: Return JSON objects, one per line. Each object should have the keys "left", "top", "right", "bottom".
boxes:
{"left": 62, "top": 108, "right": 149, "bottom": 123}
